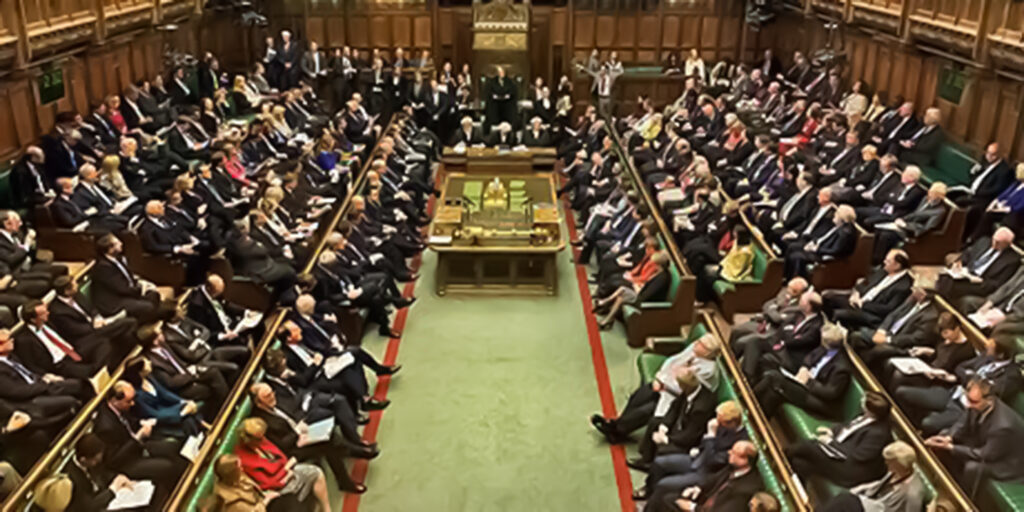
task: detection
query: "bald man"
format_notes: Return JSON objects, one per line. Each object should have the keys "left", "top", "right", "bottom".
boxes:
{"left": 186, "top": 274, "right": 256, "bottom": 345}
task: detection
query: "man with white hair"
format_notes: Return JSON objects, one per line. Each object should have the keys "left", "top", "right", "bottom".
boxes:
{"left": 450, "top": 116, "right": 483, "bottom": 146}
{"left": 937, "top": 226, "right": 1020, "bottom": 301}
{"left": 591, "top": 332, "right": 720, "bottom": 444}
{"left": 488, "top": 121, "right": 516, "bottom": 147}
{"left": 10, "top": 146, "right": 52, "bottom": 212}
{"left": 520, "top": 116, "right": 551, "bottom": 147}
{"left": 899, "top": 106, "right": 944, "bottom": 167}
{"left": 276, "top": 30, "right": 300, "bottom": 89}
{"left": 754, "top": 322, "right": 852, "bottom": 419}
{"left": 856, "top": 165, "right": 927, "bottom": 230}
{"left": 871, "top": 181, "right": 949, "bottom": 262}
{"left": 822, "top": 441, "right": 926, "bottom": 512}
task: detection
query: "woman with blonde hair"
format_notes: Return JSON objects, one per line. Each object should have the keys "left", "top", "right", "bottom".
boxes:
{"left": 232, "top": 75, "right": 260, "bottom": 115}
{"left": 269, "top": 105, "right": 293, "bottom": 139}
{"left": 97, "top": 154, "right": 133, "bottom": 200}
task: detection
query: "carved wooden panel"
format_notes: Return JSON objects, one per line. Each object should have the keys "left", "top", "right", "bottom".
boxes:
{"left": 574, "top": 14, "right": 594, "bottom": 47}
{"left": 326, "top": 16, "right": 346, "bottom": 47}
{"left": 595, "top": 15, "right": 615, "bottom": 47}
{"left": 636, "top": 15, "right": 658, "bottom": 49}
{"left": 9, "top": 82, "right": 36, "bottom": 148}
{"left": 413, "top": 15, "right": 431, "bottom": 48}
{"left": 392, "top": 16, "right": 411, "bottom": 48}
{"left": 0, "top": 90, "right": 19, "bottom": 158}
{"left": 550, "top": 10, "right": 566, "bottom": 45}
{"left": 680, "top": 16, "right": 700, "bottom": 49}
{"left": 349, "top": 16, "right": 369, "bottom": 47}
{"left": 616, "top": 16, "right": 635, "bottom": 48}
{"left": 306, "top": 16, "right": 325, "bottom": 45}
{"left": 116, "top": 46, "right": 132, "bottom": 90}
{"left": 700, "top": 16, "right": 718, "bottom": 52}
{"left": 661, "top": 15, "right": 680, "bottom": 48}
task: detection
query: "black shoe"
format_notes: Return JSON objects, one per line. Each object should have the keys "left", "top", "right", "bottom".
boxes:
{"left": 631, "top": 488, "right": 648, "bottom": 501}
{"left": 590, "top": 414, "right": 622, "bottom": 443}
{"left": 378, "top": 364, "right": 402, "bottom": 376}
{"left": 363, "top": 398, "right": 390, "bottom": 411}
{"left": 353, "top": 445, "right": 380, "bottom": 459}
{"left": 394, "top": 297, "right": 416, "bottom": 308}
{"left": 626, "top": 457, "right": 650, "bottom": 472}
{"left": 570, "top": 240, "right": 584, "bottom": 247}
{"left": 357, "top": 414, "right": 370, "bottom": 425}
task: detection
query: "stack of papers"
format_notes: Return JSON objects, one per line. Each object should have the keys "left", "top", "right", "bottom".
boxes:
{"left": 306, "top": 417, "right": 335, "bottom": 444}
{"left": 108, "top": 480, "right": 154, "bottom": 510}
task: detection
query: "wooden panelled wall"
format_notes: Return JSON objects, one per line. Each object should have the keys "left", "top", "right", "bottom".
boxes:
{"left": 755, "top": 9, "right": 1024, "bottom": 161}
{"left": 208, "top": 0, "right": 748, "bottom": 84}
{"left": 0, "top": 21, "right": 200, "bottom": 161}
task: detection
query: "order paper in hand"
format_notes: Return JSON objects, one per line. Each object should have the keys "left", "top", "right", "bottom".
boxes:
{"left": 323, "top": 353, "right": 356, "bottom": 379}
{"left": 180, "top": 432, "right": 206, "bottom": 462}
{"left": 306, "top": 417, "right": 335, "bottom": 444}
{"left": 889, "top": 357, "right": 934, "bottom": 375}
{"left": 107, "top": 480, "right": 155, "bottom": 510}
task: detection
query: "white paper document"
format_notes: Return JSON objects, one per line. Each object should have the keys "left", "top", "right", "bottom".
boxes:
{"left": 306, "top": 417, "right": 335, "bottom": 444}
{"left": 889, "top": 357, "right": 934, "bottom": 375}
{"left": 107, "top": 480, "right": 155, "bottom": 510}
{"left": 323, "top": 353, "right": 356, "bottom": 379}
{"left": 180, "top": 432, "right": 205, "bottom": 462}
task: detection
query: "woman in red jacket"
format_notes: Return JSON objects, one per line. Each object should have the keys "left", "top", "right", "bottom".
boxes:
{"left": 234, "top": 417, "right": 333, "bottom": 512}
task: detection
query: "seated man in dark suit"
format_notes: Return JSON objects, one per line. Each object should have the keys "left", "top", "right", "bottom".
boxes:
{"left": 822, "top": 249, "right": 913, "bottom": 330}
{"left": 138, "top": 200, "right": 205, "bottom": 282}
{"left": 49, "top": 276, "right": 138, "bottom": 366}
{"left": 822, "top": 441, "right": 927, "bottom": 512}
{"left": 658, "top": 440, "right": 763, "bottom": 512}
{"left": 9, "top": 146, "right": 54, "bottom": 214}
{"left": 90, "top": 234, "right": 161, "bottom": 322}
{"left": 449, "top": 116, "right": 484, "bottom": 146}
{"left": 898, "top": 107, "right": 944, "bottom": 167}
{"left": 958, "top": 265, "right": 1024, "bottom": 335}
{"left": 67, "top": 433, "right": 141, "bottom": 511}
{"left": 0, "top": 210, "right": 66, "bottom": 283}
{"left": 93, "top": 381, "right": 188, "bottom": 502}
{"left": 0, "top": 329, "right": 83, "bottom": 471}
{"left": 734, "top": 291, "right": 824, "bottom": 382}
{"left": 16, "top": 299, "right": 108, "bottom": 381}
{"left": 248, "top": 382, "right": 366, "bottom": 494}
{"left": 157, "top": 300, "right": 249, "bottom": 381}
{"left": 755, "top": 322, "right": 852, "bottom": 420}
{"left": 855, "top": 166, "right": 927, "bottom": 230}
{"left": 897, "top": 336, "right": 1022, "bottom": 435}
{"left": 643, "top": 400, "right": 749, "bottom": 506}
{"left": 851, "top": 276, "right": 940, "bottom": 373}
{"left": 949, "top": 142, "right": 1014, "bottom": 209}
{"left": 187, "top": 274, "right": 259, "bottom": 345}
{"left": 520, "top": 116, "right": 552, "bottom": 147}
{"left": 871, "top": 182, "right": 949, "bottom": 264}
{"left": 787, "top": 390, "right": 892, "bottom": 488}
{"left": 782, "top": 205, "right": 858, "bottom": 279}
{"left": 925, "top": 377, "right": 1024, "bottom": 488}
{"left": 226, "top": 218, "right": 297, "bottom": 299}
{"left": 138, "top": 324, "right": 229, "bottom": 419}
{"left": 487, "top": 122, "right": 516, "bottom": 147}
{"left": 936, "top": 227, "right": 1020, "bottom": 302}
{"left": 50, "top": 177, "right": 127, "bottom": 234}
{"left": 632, "top": 367, "right": 717, "bottom": 469}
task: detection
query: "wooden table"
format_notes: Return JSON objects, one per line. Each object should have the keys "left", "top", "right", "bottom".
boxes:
{"left": 428, "top": 170, "right": 565, "bottom": 296}
{"left": 441, "top": 146, "right": 558, "bottom": 174}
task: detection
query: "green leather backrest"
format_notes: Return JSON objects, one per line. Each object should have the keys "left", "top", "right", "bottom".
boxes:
{"left": 667, "top": 264, "right": 681, "bottom": 299}
{"left": 930, "top": 144, "right": 977, "bottom": 186}
{"left": 751, "top": 245, "right": 768, "bottom": 281}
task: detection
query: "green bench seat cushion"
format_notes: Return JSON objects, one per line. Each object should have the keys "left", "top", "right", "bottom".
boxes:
{"left": 713, "top": 245, "right": 768, "bottom": 296}
{"left": 987, "top": 479, "right": 1024, "bottom": 511}
{"left": 636, "top": 324, "right": 709, "bottom": 383}
{"left": 920, "top": 143, "right": 976, "bottom": 187}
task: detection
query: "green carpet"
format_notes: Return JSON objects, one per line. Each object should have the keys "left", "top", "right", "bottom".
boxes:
{"left": 340, "top": 231, "right": 643, "bottom": 511}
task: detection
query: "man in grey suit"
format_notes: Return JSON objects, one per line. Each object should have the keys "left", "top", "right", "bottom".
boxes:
{"left": 958, "top": 265, "right": 1024, "bottom": 334}
{"left": 926, "top": 377, "right": 1024, "bottom": 491}
{"left": 729, "top": 277, "right": 808, "bottom": 345}
{"left": 301, "top": 41, "right": 328, "bottom": 98}
{"left": 871, "top": 182, "right": 949, "bottom": 263}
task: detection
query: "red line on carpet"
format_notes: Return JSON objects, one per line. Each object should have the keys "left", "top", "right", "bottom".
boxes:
{"left": 342, "top": 173, "right": 437, "bottom": 512}
{"left": 563, "top": 201, "right": 636, "bottom": 512}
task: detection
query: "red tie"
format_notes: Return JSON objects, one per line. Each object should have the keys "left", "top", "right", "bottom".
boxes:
{"left": 40, "top": 327, "right": 82, "bottom": 362}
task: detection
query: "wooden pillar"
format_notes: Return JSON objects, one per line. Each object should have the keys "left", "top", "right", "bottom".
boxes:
{"left": 93, "top": 0, "right": 106, "bottom": 43}
{"left": 13, "top": 0, "right": 30, "bottom": 67}
{"left": 566, "top": 0, "right": 574, "bottom": 75}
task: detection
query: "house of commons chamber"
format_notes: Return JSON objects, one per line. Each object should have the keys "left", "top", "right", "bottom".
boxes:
{"left": 3, "top": 0, "right": 1024, "bottom": 510}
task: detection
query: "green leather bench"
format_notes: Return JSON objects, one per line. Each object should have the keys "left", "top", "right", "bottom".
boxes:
{"left": 713, "top": 243, "right": 784, "bottom": 321}
{"left": 920, "top": 143, "right": 977, "bottom": 187}
{"left": 623, "top": 234, "right": 695, "bottom": 348}
{"left": 182, "top": 342, "right": 280, "bottom": 511}
{"left": 635, "top": 322, "right": 793, "bottom": 511}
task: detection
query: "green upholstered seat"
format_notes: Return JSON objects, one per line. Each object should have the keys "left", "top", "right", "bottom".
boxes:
{"left": 987, "top": 479, "right": 1024, "bottom": 511}
{"left": 184, "top": 341, "right": 281, "bottom": 510}
{"left": 712, "top": 245, "right": 768, "bottom": 297}
{"left": 622, "top": 257, "right": 681, "bottom": 323}
{"left": 636, "top": 323, "right": 709, "bottom": 384}
{"left": 920, "top": 143, "right": 976, "bottom": 187}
